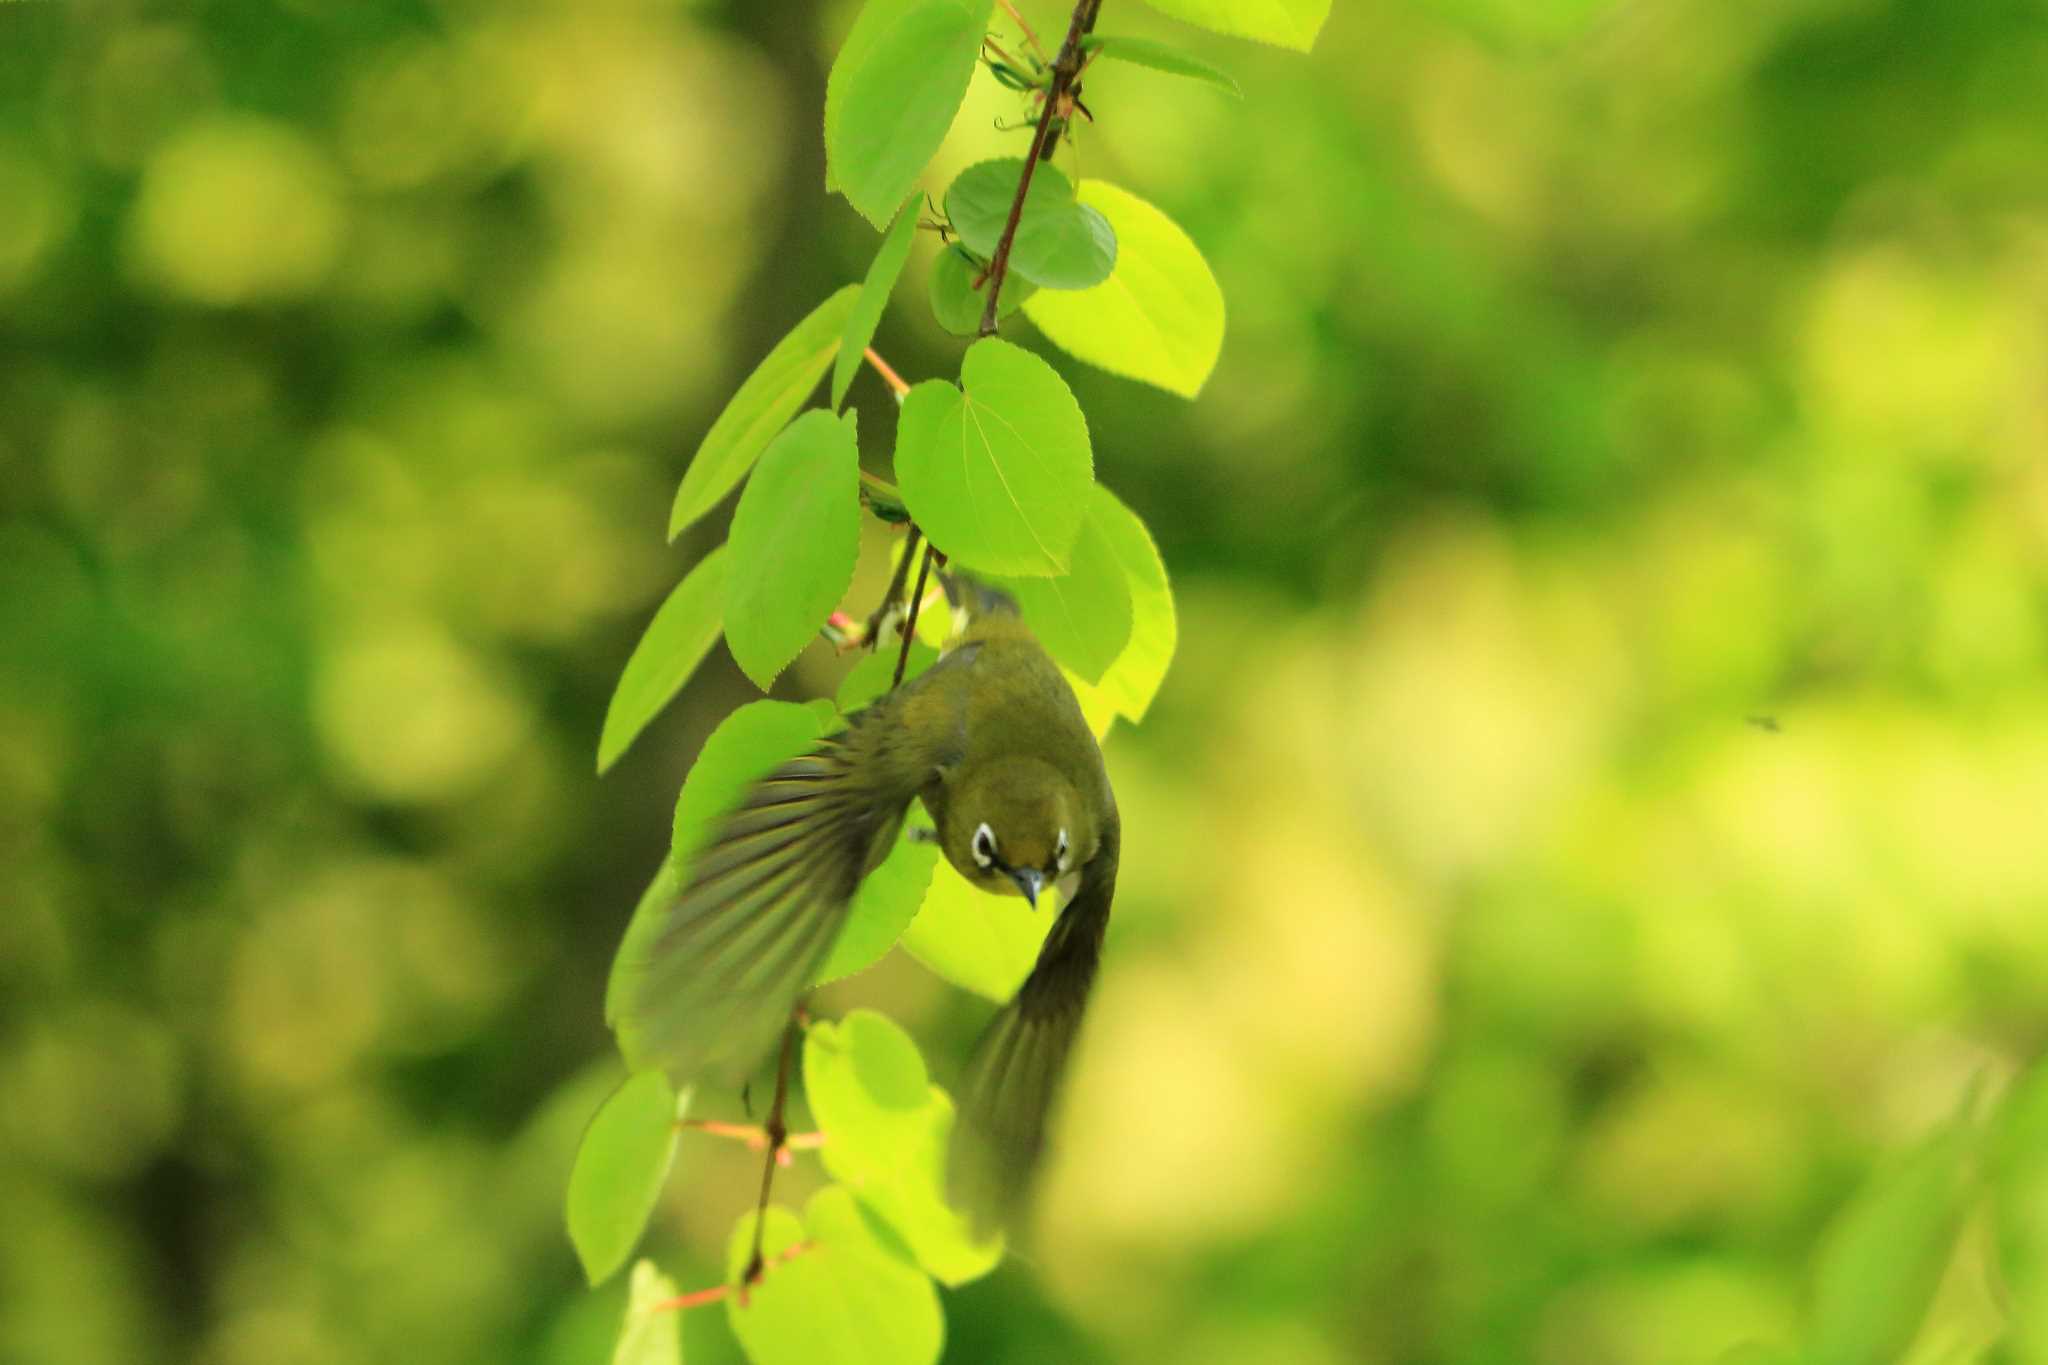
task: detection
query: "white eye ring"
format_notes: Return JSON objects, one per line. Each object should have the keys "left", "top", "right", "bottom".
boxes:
{"left": 971, "top": 822, "right": 997, "bottom": 870}
{"left": 1055, "top": 828, "right": 1071, "bottom": 873}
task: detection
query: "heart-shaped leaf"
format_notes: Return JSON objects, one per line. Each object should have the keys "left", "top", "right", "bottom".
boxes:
{"left": 945, "top": 158, "right": 1116, "bottom": 291}
{"left": 893, "top": 337, "right": 1093, "bottom": 577}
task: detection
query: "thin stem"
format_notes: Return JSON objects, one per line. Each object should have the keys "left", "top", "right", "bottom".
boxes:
{"left": 653, "top": 1241, "right": 815, "bottom": 1314}
{"left": 894, "top": 542, "right": 939, "bottom": 689}
{"left": 677, "top": 1117, "right": 827, "bottom": 1161}
{"left": 741, "top": 1018, "right": 800, "bottom": 1286}
{"left": 978, "top": 0, "right": 1104, "bottom": 337}
{"left": 864, "top": 524, "right": 923, "bottom": 652}
{"left": 863, "top": 346, "right": 911, "bottom": 399}
{"left": 996, "top": 0, "right": 1048, "bottom": 62}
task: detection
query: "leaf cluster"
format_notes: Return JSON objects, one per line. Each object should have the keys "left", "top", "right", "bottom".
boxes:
{"left": 574, "top": 1, "right": 1330, "bottom": 1360}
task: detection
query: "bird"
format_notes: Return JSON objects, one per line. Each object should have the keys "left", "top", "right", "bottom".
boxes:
{"left": 611, "top": 588, "right": 1119, "bottom": 1233}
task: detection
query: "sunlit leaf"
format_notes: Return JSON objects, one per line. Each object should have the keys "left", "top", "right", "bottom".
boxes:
{"left": 670, "top": 286, "right": 861, "bottom": 539}
{"left": 834, "top": 194, "right": 924, "bottom": 408}
{"left": 1022, "top": 180, "right": 1225, "bottom": 398}
{"left": 1079, "top": 485, "right": 1175, "bottom": 720}
{"left": 597, "top": 546, "right": 731, "bottom": 774}
{"left": 610, "top": 1260, "right": 682, "bottom": 1365}
{"left": 1139, "top": 0, "right": 1329, "bottom": 50}
{"left": 899, "top": 858, "right": 1051, "bottom": 1002}
{"left": 945, "top": 158, "right": 1116, "bottom": 291}
{"left": 927, "top": 243, "right": 1034, "bottom": 337}
{"left": 1081, "top": 34, "right": 1241, "bottom": 95}
{"left": 725, "top": 1188, "right": 942, "bottom": 1365}
{"left": 566, "top": 1071, "right": 687, "bottom": 1287}
{"left": 894, "top": 337, "right": 1093, "bottom": 577}
{"left": 826, "top": 0, "right": 987, "bottom": 226}
{"left": 994, "top": 506, "right": 1133, "bottom": 684}
{"left": 812, "top": 827, "right": 940, "bottom": 986}
{"left": 723, "top": 410, "right": 861, "bottom": 690}
{"left": 804, "top": 1011, "right": 1003, "bottom": 1284}
{"left": 1810, "top": 1110, "right": 1981, "bottom": 1365}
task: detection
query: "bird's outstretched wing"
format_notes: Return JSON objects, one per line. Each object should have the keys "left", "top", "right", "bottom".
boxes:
{"left": 615, "top": 708, "right": 916, "bottom": 1085}
{"left": 950, "top": 819, "right": 1119, "bottom": 1234}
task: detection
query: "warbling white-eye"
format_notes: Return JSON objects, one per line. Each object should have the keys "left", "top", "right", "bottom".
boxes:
{"left": 615, "top": 592, "right": 1118, "bottom": 1232}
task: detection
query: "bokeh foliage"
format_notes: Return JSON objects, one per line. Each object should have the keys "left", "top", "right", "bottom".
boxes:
{"left": 3, "top": 0, "right": 2046, "bottom": 1363}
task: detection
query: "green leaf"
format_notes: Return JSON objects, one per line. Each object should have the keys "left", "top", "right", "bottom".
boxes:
{"left": 725, "top": 1188, "right": 942, "bottom": 1365}
{"left": 597, "top": 547, "right": 731, "bottom": 774}
{"left": 1081, "top": 34, "right": 1241, "bottom": 95}
{"left": 1138, "top": 0, "right": 1330, "bottom": 50}
{"left": 994, "top": 505, "right": 1133, "bottom": 684}
{"left": 927, "top": 243, "right": 1033, "bottom": 337}
{"left": 900, "top": 858, "right": 1051, "bottom": 1002}
{"left": 836, "top": 643, "right": 938, "bottom": 713}
{"left": 566, "top": 1071, "right": 688, "bottom": 1287}
{"left": 804, "top": 1012, "right": 1003, "bottom": 1284}
{"left": 1022, "top": 179, "right": 1225, "bottom": 398}
{"left": 894, "top": 337, "right": 1093, "bottom": 577}
{"left": 670, "top": 700, "right": 833, "bottom": 861}
{"left": 945, "top": 158, "right": 1116, "bottom": 291}
{"left": 723, "top": 410, "right": 862, "bottom": 690}
{"left": 826, "top": 0, "right": 987, "bottom": 226}
{"left": 1074, "top": 485, "right": 1175, "bottom": 721}
{"left": 611, "top": 1260, "right": 682, "bottom": 1365}
{"left": 1810, "top": 1112, "right": 1980, "bottom": 1365}
{"left": 670, "top": 286, "right": 861, "bottom": 539}
{"left": 812, "top": 827, "right": 940, "bottom": 986}
{"left": 833, "top": 194, "right": 925, "bottom": 408}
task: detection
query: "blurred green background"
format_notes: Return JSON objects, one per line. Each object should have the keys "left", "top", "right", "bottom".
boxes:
{"left": 5, "top": 0, "right": 2047, "bottom": 1361}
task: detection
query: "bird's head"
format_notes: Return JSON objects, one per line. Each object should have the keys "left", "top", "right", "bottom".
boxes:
{"left": 938, "top": 757, "right": 1092, "bottom": 908}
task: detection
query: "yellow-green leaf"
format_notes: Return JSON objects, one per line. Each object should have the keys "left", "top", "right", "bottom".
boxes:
{"left": 724, "top": 1188, "right": 941, "bottom": 1365}
{"left": 1139, "top": 0, "right": 1329, "bottom": 50}
{"left": 894, "top": 337, "right": 1093, "bottom": 577}
{"left": 833, "top": 194, "right": 924, "bottom": 408}
{"left": 803, "top": 1012, "right": 1003, "bottom": 1284}
{"left": 723, "top": 409, "right": 861, "bottom": 690}
{"left": 1080, "top": 485, "right": 1175, "bottom": 721}
{"left": 899, "top": 858, "right": 1051, "bottom": 1002}
{"left": 597, "top": 546, "right": 730, "bottom": 774}
{"left": 1081, "top": 34, "right": 1241, "bottom": 95}
{"left": 1022, "top": 180, "right": 1225, "bottom": 398}
{"left": 825, "top": 0, "right": 987, "bottom": 226}
{"left": 565, "top": 1071, "right": 688, "bottom": 1286}
{"left": 669, "top": 286, "right": 860, "bottom": 539}
{"left": 610, "top": 1260, "right": 681, "bottom": 1365}
{"left": 994, "top": 506, "right": 1133, "bottom": 684}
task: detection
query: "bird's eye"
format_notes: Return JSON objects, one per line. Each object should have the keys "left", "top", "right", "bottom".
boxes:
{"left": 971, "top": 822, "right": 998, "bottom": 870}
{"left": 1055, "top": 827, "right": 1071, "bottom": 873}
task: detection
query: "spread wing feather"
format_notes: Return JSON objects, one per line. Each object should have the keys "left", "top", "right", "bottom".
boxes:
{"left": 621, "top": 713, "right": 914, "bottom": 1084}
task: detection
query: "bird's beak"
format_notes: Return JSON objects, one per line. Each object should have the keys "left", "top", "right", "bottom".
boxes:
{"left": 1009, "top": 867, "right": 1045, "bottom": 909}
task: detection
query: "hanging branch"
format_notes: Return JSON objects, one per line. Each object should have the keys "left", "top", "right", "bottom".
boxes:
{"left": 893, "top": 542, "right": 941, "bottom": 688}
{"left": 739, "top": 1017, "right": 802, "bottom": 1290}
{"left": 977, "top": 0, "right": 1105, "bottom": 337}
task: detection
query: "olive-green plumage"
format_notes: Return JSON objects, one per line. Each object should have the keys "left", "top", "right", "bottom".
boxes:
{"left": 615, "top": 599, "right": 1118, "bottom": 1232}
